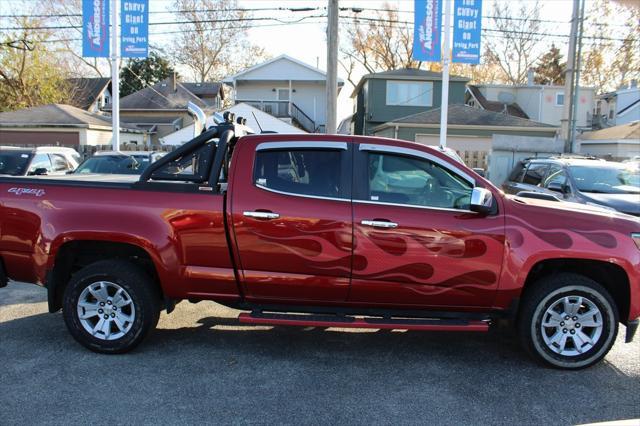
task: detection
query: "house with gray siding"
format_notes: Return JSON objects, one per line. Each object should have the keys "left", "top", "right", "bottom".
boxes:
{"left": 224, "top": 55, "right": 343, "bottom": 133}
{"left": 350, "top": 68, "right": 469, "bottom": 136}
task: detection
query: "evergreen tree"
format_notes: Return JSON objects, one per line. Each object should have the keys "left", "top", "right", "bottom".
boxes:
{"left": 534, "top": 44, "right": 566, "bottom": 85}
{"left": 119, "top": 52, "right": 175, "bottom": 97}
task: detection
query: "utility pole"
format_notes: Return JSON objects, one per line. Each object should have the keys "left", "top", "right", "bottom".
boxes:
{"left": 438, "top": 0, "right": 452, "bottom": 149}
{"left": 111, "top": 0, "right": 120, "bottom": 150}
{"left": 570, "top": 0, "right": 586, "bottom": 153}
{"left": 561, "top": 0, "right": 579, "bottom": 152}
{"left": 326, "top": 0, "right": 339, "bottom": 134}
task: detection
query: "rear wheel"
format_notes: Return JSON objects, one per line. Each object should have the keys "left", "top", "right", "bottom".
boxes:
{"left": 519, "top": 273, "right": 618, "bottom": 369}
{"left": 63, "top": 260, "right": 161, "bottom": 354}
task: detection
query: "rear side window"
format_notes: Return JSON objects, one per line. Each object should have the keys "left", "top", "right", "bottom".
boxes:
{"left": 254, "top": 149, "right": 343, "bottom": 198}
{"left": 522, "top": 163, "right": 549, "bottom": 186}
{"left": 508, "top": 161, "right": 527, "bottom": 182}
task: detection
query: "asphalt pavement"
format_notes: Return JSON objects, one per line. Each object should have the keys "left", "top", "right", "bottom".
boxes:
{"left": 1, "top": 281, "right": 639, "bottom": 425}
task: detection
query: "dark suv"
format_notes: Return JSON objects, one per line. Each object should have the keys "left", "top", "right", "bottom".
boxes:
{"left": 503, "top": 157, "right": 640, "bottom": 216}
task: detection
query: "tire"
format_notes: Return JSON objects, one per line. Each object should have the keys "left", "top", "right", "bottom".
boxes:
{"left": 518, "top": 273, "right": 619, "bottom": 370}
{"left": 62, "top": 260, "right": 161, "bottom": 354}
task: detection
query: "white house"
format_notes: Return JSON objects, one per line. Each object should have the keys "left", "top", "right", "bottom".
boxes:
{"left": 223, "top": 55, "right": 344, "bottom": 133}
{"left": 159, "top": 103, "right": 305, "bottom": 146}
{"left": 466, "top": 83, "right": 595, "bottom": 129}
{"left": 594, "top": 82, "right": 640, "bottom": 128}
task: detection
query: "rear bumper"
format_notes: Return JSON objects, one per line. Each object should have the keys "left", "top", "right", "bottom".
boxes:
{"left": 625, "top": 319, "right": 639, "bottom": 343}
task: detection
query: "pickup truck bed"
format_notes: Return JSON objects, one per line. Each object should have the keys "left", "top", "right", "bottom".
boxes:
{"left": 1, "top": 117, "right": 638, "bottom": 369}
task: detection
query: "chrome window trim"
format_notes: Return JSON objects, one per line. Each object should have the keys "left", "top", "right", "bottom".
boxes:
{"left": 256, "top": 141, "right": 348, "bottom": 151}
{"left": 358, "top": 143, "right": 476, "bottom": 186}
{"left": 354, "top": 199, "right": 475, "bottom": 214}
{"left": 255, "top": 184, "right": 350, "bottom": 203}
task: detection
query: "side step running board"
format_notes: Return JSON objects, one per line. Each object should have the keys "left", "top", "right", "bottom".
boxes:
{"left": 238, "top": 312, "right": 489, "bottom": 332}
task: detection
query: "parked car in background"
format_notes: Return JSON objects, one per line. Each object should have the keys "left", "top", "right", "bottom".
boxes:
{"left": 0, "top": 146, "right": 81, "bottom": 176}
{"left": 503, "top": 157, "right": 640, "bottom": 216}
{"left": 73, "top": 151, "right": 166, "bottom": 175}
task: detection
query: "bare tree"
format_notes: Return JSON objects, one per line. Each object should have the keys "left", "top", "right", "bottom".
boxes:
{"left": 170, "top": 0, "right": 268, "bottom": 82}
{"left": 341, "top": 4, "right": 422, "bottom": 85}
{"left": 0, "top": 17, "right": 72, "bottom": 111}
{"left": 484, "top": 1, "right": 544, "bottom": 84}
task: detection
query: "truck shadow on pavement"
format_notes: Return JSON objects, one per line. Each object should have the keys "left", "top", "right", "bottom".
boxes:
{"left": 2, "top": 310, "right": 639, "bottom": 425}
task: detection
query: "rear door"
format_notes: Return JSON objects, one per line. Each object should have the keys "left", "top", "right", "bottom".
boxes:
{"left": 350, "top": 143, "right": 505, "bottom": 308}
{"left": 230, "top": 139, "right": 353, "bottom": 302}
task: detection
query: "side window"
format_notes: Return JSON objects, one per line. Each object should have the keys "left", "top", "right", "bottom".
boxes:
{"left": 254, "top": 149, "right": 343, "bottom": 198}
{"left": 543, "top": 165, "right": 569, "bottom": 191}
{"left": 365, "top": 153, "right": 473, "bottom": 210}
{"left": 49, "top": 154, "right": 70, "bottom": 172}
{"left": 509, "top": 161, "right": 528, "bottom": 182}
{"left": 522, "top": 163, "right": 549, "bottom": 186}
{"left": 28, "top": 153, "right": 52, "bottom": 174}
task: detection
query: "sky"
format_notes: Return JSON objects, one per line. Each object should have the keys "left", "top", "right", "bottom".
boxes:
{"left": 0, "top": 0, "right": 612, "bottom": 121}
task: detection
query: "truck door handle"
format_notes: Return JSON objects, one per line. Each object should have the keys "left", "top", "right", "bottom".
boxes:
{"left": 361, "top": 220, "right": 398, "bottom": 229}
{"left": 243, "top": 211, "right": 280, "bottom": 220}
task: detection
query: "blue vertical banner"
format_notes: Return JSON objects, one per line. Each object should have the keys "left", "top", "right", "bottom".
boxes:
{"left": 413, "top": 0, "right": 443, "bottom": 62}
{"left": 452, "top": 0, "right": 483, "bottom": 64}
{"left": 121, "top": 0, "right": 149, "bottom": 58}
{"left": 82, "top": 0, "right": 110, "bottom": 57}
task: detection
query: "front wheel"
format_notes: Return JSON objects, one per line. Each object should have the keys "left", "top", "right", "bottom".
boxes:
{"left": 62, "top": 260, "right": 161, "bottom": 354}
{"left": 518, "top": 273, "right": 618, "bottom": 369}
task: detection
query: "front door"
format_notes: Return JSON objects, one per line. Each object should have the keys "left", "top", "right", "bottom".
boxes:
{"left": 231, "top": 140, "right": 353, "bottom": 302}
{"left": 276, "top": 88, "right": 290, "bottom": 117}
{"left": 350, "top": 143, "right": 505, "bottom": 308}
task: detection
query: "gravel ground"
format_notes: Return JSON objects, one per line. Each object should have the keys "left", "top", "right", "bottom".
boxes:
{"left": 1, "top": 281, "right": 639, "bottom": 425}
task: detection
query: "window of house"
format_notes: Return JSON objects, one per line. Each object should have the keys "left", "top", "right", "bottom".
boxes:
{"left": 556, "top": 92, "right": 565, "bottom": 106}
{"left": 254, "top": 149, "right": 343, "bottom": 199}
{"left": 364, "top": 153, "right": 472, "bottom": 210}
{"left": 522, "top": 163, "right": 549, "bottom": 186}
{"left": 386, "top": 81, "right": 433, "bottom": 107}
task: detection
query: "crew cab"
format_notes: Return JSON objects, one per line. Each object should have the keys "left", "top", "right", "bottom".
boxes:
{"left": 1, "top": 114, "right": 638, "bottom": 369}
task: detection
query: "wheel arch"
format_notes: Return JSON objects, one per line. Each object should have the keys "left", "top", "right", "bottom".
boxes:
{"left": 47, "top": 239, "right": 165, "bottom": 313}
{"left": 518, "top": 258, "right": 630, "bottom": 324}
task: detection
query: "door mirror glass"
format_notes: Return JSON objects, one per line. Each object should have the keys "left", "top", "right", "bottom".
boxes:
{"left": 547, "top": 181, "right": 567, "bottom": 193}
{"left": 470, "top": 187, "right": 493, "bottom": 214}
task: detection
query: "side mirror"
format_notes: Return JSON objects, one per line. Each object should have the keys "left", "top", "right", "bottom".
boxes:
{"left": 470, "top": 187, "right": 494, "bottom": 215}
{"left": 28, "top": 168, "right": 48, "bottom": 176}
{"left": 472, "top": 167, "right": 486, "bottom": 177}
{"left": 547, "top": 181, "right": 568, "bottom": 194}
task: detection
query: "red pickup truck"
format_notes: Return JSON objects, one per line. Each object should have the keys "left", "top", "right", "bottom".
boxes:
{"left": 1, "top": 115, "right": 638, "bottom": 369}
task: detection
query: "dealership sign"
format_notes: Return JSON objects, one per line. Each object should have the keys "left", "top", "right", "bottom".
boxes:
{"left": 413, "top": 0, "right": 442, "bottom": 62}
{"left": 452, "top": 0, "right": 483, "bottom": 64}
{"left": 121, "top": 0, "right": 149, "bottom": 57}
{"left": 82, "top": 0, "right": 110, "bottom": 57}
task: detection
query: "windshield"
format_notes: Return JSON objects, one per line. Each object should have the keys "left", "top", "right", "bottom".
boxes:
{"left": 75, "top": 155, "right": 152, "bottom": 175}
{"left": 570, "top": 164, "right": 640, "bottom": 194}
{"left": 0, "top": 151, "right": 32, "bottom": 176}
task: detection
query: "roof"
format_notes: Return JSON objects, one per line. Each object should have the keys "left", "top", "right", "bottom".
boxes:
{"left": 618, "top": 98, "right": 640, "bottom": 116}
{"left": 181, "top": 82, "right": 225, "bottom": 98}
{"left": 0, "top": 104, "right": 141, "bottom": 131}
{"left": 66, "top": 77, "right": 111, "bottom": 110}
{"left": 351, "top": 68, "right": 469, "bottom": 98}
{"left": 466, "top": 85, "right": 529, "bottom": 119}
{"left": 580, "top": 121, "right": 640, "bottom": 141}
{"left": 376, "top": 104, "right": 557, "bottom": 130}
{"left": 223, "top": 54, "right": 344, "bottom": 85}
{"left": 114, "top": 76, "right": 208, "bottom": 110}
